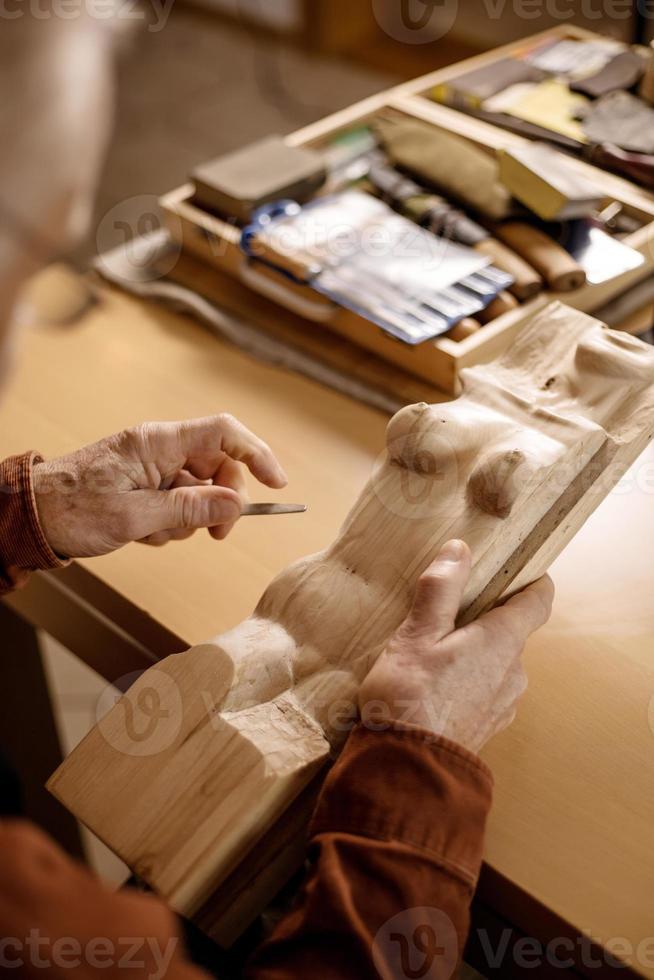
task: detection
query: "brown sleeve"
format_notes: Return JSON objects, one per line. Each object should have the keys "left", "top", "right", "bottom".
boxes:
{"left": 246, "top": 721, "right": 493, "bottom": 980}
{"left": 0, "top": 452, "right": 65, "bottom": 594}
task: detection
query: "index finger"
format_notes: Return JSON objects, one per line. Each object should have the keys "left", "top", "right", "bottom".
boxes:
{"left": 170, "top": 415, "right": 288, "bottom": 488}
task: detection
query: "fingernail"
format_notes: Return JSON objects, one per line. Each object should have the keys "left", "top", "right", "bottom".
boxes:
{"left": 439, "top": 539, "right": 466, "bottom": 562}
{"left": 216, "top": 500, "right": 241, "bottom": 523}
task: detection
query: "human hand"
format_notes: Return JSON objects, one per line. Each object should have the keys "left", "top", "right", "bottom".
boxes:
{"left": 33, "top": 414, "right": 287, "bottom": 558}
{"left": 0, "top": 820, "right": 205, "bottom": 979}
{"left": 358, "top": 540, "right": 554, "bottom": 753}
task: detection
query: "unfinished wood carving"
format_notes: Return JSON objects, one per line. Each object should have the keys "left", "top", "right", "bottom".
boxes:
{"left": 50, "top": 302, "right": 654, "bottom": 940}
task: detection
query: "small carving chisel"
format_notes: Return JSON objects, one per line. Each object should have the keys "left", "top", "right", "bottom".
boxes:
{"left": 241, "top": 503, "right": 307, "bottom": 516}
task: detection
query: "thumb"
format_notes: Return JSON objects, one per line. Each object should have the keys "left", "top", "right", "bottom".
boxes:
{"left": 405, "top": 539, "right": 471, "bottom": 642}
{"left": 129, "top": 485, "right": 242, "bottom": 539}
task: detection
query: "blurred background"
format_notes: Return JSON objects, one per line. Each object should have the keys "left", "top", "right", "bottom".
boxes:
{"left": 89, "top": 0, "right": 654, "bottom": 258}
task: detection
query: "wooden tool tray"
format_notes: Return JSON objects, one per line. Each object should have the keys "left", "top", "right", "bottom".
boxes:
{"left": 161, "top": 52, "right": 654, "bottom": 394}
{"left": 395, "top": 23, "right": 649, "bottom": 139}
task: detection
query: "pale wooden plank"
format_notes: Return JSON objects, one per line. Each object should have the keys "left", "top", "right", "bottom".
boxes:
{"left": 49, "top": 302, "right": 654, "bottom": 957}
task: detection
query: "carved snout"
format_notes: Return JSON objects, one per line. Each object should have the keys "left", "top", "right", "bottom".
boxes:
{"left": 467, "top": 448, "right": 528, "bottom": 519}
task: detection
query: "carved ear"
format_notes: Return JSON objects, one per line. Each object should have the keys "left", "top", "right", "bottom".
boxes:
{"left": 467, "top": 449, "right": 528, "bottom": 519}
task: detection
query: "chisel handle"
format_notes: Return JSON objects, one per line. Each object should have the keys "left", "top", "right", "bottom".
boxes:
{"left": 586, "top": 143, "right": 654, "bottom": 191}
{"left": 447, "top": 317, "right": 481, "bottom": 342}
{"left": 493, "top": 222, "right": 586, "bottom": 293}
{"left": 474, "top": 237, "right": 543, "bottom": 301}
{"left": 477, "top": 291, "right": 519, "bottom": 324}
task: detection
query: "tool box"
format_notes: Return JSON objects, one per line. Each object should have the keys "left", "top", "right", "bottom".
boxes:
{"left": 160, "top": 27, "right": 654, "bottom": 394}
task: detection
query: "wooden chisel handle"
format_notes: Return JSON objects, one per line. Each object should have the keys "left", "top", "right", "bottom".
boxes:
{"left": 586, "top": 143, "right": 654, "bottom": 191}
{"left": 493, "top": 222, "right": 587, "bottom": 293}
{"left": 474, "top": 237, "right": 543, "bottom": 301}
{"left": 367, "top": 161, "right": 544, "bottom": 301}
{"left": 447, "top": 317, "right": 481, "bottom": 342}
{"left": 477, "top": 291, "right": 519, "bottom": 324}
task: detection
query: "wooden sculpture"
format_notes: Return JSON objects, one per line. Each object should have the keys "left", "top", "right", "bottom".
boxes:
{"left": 50, "top": 302, "right": 654, "bottom": 943}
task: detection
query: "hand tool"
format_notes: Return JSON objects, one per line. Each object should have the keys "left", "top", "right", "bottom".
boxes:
{"left": 192, "top": 136, "right": 326, "bottom": 222}
{"left": 374, "top": 115, "right": 513, "bottom": 221}
{"left": 493, "top": 221, "right": 587, "bottom": 292}
{"left": 241, "top": 503, "right": 308, "bottom": 516}
{"left": 367, "top": 160, "right": 542, "bottom": 300}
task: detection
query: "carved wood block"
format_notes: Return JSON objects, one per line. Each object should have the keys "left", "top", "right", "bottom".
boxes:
{"left": 49, "top": 302, "right": 654, "bottom": 941}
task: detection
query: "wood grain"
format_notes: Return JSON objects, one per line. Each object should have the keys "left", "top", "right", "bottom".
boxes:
{"left": 49, "top": 301, "right": 654, "bottom": 943}
{"left": 1, "top": 269, "right": 652, "bottom": 971}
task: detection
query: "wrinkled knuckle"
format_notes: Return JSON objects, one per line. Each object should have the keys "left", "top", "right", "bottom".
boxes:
{"left": 391, "top": 620, "right": 409, "bottom": 641}
{"left": 388, "top": 625, "right": 422, "bottom": 661}
{"left": 392, "top": 620, "right": 417, "bottom": 648}
{"left": 118, "top": 423, "right": 148, "bottom": 455}
{"left": 418, "top": 568, "right": 449, "bottom": 592}
{"left": 398, "top": 614, "right": 433, "bottom": 644}
{"left": 176, "top": 493, "right": 196, "bottom": 528}
{"left": 217, "top": 412, "right": 238, "bottom": 431}
{"left": 175, "top": 492, "right": 208, "bottom": 528}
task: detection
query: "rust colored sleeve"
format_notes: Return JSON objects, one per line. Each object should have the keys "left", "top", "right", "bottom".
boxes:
{"left": 247, "top": 721, "right": 493, "bottom": 980}
{"left": 0, "top": 452, "right": 65, "bottom": 594}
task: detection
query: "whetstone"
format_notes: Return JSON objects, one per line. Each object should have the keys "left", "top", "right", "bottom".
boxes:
{"left": 49, "top": 302, "right": 654, "bottom": 943}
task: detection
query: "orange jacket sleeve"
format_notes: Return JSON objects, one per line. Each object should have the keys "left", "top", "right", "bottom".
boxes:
{"left": 0, "top": 452, "right": 64, "bottom": 593}
{"left": 246, "top": 721, "right": 493, "bottom": 980}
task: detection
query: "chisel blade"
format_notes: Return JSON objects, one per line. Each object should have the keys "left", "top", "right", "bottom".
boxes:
{"left": 241, "top": 503, "right": 308, "bottom": 516}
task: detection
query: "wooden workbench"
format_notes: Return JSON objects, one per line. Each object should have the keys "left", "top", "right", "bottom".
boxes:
{"left": 1, "top": 276, "right": 653, "bottom": 977}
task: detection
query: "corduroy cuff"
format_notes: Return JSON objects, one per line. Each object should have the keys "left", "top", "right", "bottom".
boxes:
{"left": 0, "top": 451, "right": 66, "bottom": 593}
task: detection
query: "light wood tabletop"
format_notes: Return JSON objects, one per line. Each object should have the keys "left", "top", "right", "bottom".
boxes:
{"left": 2, "top": 277, "right": 653, "bottom": 976}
